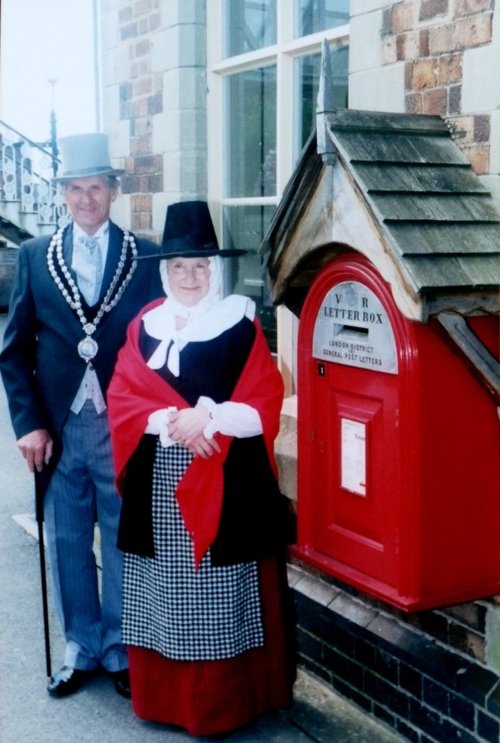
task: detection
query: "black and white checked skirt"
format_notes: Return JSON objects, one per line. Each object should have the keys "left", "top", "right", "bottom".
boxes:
{"left": 122, "top": 442, "right": 263, "bottom": 661}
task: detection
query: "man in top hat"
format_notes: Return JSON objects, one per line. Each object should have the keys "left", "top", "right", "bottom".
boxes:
{"left": 0, "top": 132, "right": 163, "bottom": 698}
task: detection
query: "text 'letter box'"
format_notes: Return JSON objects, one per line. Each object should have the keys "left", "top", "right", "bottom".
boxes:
{"left": 295, "top": 254, "right": 500, "bottom": 610}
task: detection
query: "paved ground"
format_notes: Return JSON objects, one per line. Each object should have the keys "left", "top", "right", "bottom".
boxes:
{"left": 0, "top": 314, "right": 404, "bottom": 742}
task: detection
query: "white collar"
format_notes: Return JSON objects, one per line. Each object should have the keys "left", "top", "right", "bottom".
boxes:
{"left": 73, "top": 221, "right": 110, "bottom": 244}
{"left": 143, "top": 294, "right": 255, "bottom": 376}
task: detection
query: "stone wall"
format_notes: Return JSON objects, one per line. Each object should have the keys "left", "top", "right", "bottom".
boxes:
{"left": 100, "top": 0, "right": 208, "bottom": 240}
{"left": 350, "top": 0, "right": 500, "bottom": 200}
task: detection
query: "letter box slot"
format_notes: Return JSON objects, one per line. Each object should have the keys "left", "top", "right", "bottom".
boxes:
{"left": 334, "top": 324, "right": 369, "bottom": 340}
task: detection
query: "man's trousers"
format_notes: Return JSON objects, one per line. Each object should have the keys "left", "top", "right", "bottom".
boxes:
{"left": 44, "top": 400, "right": 127, "bottom": 672}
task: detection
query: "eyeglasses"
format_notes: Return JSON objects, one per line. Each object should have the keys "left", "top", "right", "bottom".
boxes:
{"left": 167, "top": 260, "right": 210, "bottom": 278}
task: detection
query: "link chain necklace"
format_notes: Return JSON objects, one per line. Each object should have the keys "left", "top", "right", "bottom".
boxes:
{"left": 47, "top": 226, "right": 138, "bottom": 361}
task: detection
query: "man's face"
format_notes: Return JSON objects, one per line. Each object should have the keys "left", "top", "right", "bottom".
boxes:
{"left": 63, "top": 176, "right": 118, "bottom": 235}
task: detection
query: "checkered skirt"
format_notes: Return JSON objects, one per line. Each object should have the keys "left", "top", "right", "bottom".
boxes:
{"left": 122, "top": 441, "right": 263, "bottom": 661}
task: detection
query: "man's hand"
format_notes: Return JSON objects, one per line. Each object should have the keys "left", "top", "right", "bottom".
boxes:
{"left": 17, "top": 429, "right": 53, "bottom": 473}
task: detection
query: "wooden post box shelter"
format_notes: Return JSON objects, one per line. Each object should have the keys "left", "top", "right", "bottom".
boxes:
{"left": 261, "top": 101, "right": 500, "bottom": 611}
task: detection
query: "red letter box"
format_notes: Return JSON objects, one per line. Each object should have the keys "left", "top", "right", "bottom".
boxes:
{"left": 295, "top": 253, "right": 500, "bottom": 610}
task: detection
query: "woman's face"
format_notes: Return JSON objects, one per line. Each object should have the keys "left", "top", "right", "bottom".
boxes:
{"left": 166, "top": 257, "right": 211, "bottom": 306}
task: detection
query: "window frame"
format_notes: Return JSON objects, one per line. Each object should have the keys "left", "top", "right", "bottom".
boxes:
{"left": 207, "top": 0, "right": 349, "bottom": 387}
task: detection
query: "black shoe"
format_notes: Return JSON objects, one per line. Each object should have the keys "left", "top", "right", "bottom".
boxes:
{"left": 47, "top": 666, "right": 91, "bottom": 697}
{"left": 110, "top": 669, "right": 131, "bottom": 699}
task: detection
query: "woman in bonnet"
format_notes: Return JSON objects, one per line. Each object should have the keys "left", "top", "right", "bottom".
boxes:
{"left": 107, "top": 201, "right": 296, "bottom": 737}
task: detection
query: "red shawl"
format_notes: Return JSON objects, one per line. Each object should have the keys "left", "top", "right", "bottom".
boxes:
{"left": 107, "top": 298, "right": 284, "bottom": 566}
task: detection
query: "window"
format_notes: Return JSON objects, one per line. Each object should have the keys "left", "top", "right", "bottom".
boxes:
{"left": 223, "top": 203, "right": 277, "bottom": 349}
{"left": 227, "top": 66, "right": 277, "bottom": 198}
{"left": 294, "top": 45, "right": 348, "bottom": 155}
{"left": 295, "top": 0, "right": 349, "bottom": 37}
{"left": 208, "top": 1, "right": 349, "bottom": 353}
{"left": 225, "top": 0, "right": 276, "bottom": 56}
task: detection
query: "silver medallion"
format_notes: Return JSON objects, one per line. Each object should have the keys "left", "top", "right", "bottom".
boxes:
{"left": 78, "top": 336, "right": 99, "bottom": 361}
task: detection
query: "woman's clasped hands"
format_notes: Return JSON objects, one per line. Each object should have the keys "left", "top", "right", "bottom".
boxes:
{"left": 146, "top": 403, "right": 221, "bottom": 459}
{"left": 169, "top": 403, "right": 221, "bottom": 459}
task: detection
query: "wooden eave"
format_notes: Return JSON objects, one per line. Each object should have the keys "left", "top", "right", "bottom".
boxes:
{"left": 262, "top": 109, "right": 500, "bottom": 321}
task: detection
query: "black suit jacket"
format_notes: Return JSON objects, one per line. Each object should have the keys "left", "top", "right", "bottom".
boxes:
{"left": 0, "top": 221, "right": 163, "bottom": 444}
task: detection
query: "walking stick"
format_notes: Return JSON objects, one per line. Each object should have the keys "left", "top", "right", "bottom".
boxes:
{"left": 34, "top": 471, "right": 52, "bottom": 679}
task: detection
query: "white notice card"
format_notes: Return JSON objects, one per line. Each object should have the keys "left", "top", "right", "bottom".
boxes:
{"left": 341, "top": 418, "right": 366, "bottom": 496}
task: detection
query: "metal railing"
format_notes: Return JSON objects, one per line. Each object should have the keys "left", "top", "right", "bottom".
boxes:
{"left": 0, "top": 120, "right": 68, "bottom": 241}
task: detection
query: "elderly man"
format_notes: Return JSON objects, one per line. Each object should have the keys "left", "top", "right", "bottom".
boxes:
{"left": 0, "top": 133, "right": 163, "bottom": 698}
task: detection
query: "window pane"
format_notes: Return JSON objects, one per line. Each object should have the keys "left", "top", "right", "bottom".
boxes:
{"left": 294, "top": 45, "right": 348, "bottom": 155}
{"left": 223, "top": 204, "right": 277, "bottom": 351}
{"left": 226, "top": 66, "right": 277, "bottom": 198}
{"left": 295, "top": 0, "right": 349, "bottom": 37}
{"left": 224, "top": 0, "right": 277, "bottom": 57}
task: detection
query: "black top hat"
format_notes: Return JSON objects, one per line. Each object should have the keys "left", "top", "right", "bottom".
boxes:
{"left": 140, "top": 200, "right": 246, "bottom": 259}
